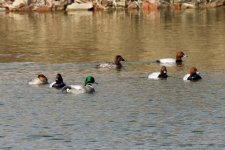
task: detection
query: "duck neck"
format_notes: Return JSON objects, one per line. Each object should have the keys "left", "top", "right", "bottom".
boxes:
{"left": 159, "top": 73, "right": 167, "bottom": 78}
{"left": 85, "top": 83, "right": 92, "bottom": 86}
{"left": 56, "top": 79, "right": 63, "bottom": 84}
{"left": 114, "top": 59, "right": 121, "bottom": 66}
{"left": 190, "top": 73, "right": 197, "bottom": 77}
{"left": 176, "top": 56, "right": 182, "bottom": 62}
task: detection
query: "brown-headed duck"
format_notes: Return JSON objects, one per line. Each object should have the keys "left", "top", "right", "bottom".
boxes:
{"left": 148, "top": 66, "right": 168, "bottom": 80}
{"left": 183, "top": 67, "right": 202, "bottom": 81}
{"left": 29, "top": 74, "right": 48, "bottom": 85}
{"left": 96, "top": 55, "right": 125, "bottom": 69}
{"left": 156, "top": 51, "right": 187, "bottom": 65}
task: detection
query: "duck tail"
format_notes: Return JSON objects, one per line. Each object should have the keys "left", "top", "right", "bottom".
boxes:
{"left": 88, "top": 7, "right": 94, "bottom": 11}
{"left": 156, "top": 60, "right": 160, "bottom": 63}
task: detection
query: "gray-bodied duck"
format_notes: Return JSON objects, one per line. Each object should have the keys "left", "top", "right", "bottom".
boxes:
{"left": 96, "top": 55, "right": 125, "bottom": 69}
{"left": 62, "top": 76, "right": 97, "bottom": 94}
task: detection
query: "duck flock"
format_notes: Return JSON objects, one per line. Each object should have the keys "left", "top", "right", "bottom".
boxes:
{"left": 28, "top": 51, "right": 202, "bottom": 95}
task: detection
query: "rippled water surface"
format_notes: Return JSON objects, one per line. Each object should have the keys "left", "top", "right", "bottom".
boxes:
{"left": 1, "top": 7, "right": 225, "bottom": 149}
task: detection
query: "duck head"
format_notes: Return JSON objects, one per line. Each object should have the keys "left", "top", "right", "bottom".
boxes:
{"left": 114, "top": 55, "right": 125, "bottom": 65}
{"left": 55, "top": 73, "right": 64, "bottom": 84}
{"left": 158, "top": 66, "right": 168, "bottom": 78}
{"left": 85, "top": 76, "right": 97, "bottom": 86}
{"left": 189, "top": 67, "right": 199, "bottom": 77}
{"left": 38, "top": 74, "right": 48, "bottom": 84}
{"left": 176, "top": 51, "right": 187, "bottom": 62}
{"left": 160, "top": 66, "right": 167, "bottom": 75}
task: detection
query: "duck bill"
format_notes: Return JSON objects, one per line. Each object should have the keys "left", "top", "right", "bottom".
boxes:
{"left": 183, "top": 55, "right": 188, "bottom": 58}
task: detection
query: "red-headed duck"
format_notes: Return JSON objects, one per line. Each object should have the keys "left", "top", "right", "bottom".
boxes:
{"left": 96, "top": 55, "right": 125, "bottom": 69}
{"left": 148, "top": 66, "right": 168, "bottom": 80}
{"left": 29, "top": 74, "right": 48, "bottom": 85}
{"left": 49, "top": 73, "right": 66, "bottom": 89}
{"left": 62, "top": 76, "right": 98, "bottom": 94}
{"left": 183, "top": 67, "right": 202, "bottom": 81}
{"left": 156, "top": 51, "right": 187, "bottom": 65}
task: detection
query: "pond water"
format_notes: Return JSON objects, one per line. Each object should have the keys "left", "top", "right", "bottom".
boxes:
{"left": 0, "top": 7, "right": 225, "bottom": 149}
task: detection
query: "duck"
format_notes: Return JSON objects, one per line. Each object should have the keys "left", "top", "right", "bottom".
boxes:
{"left": 49, "top": 73, "right": 66, "bottom": 89}
{"left": 183, "top": 67, "right": 202, "bottom": 81}
{"left": 156, "top": 51, "right": 187, "bottom": 65}
{"left": 62, "top": 76, "right": 97, "bottom": 94}
{"left": 28, "top": 74, "right": 48, "bottom": 85}
{"left": 148, "top": 66, "right": 168, "bottom": 80}
{"left": 96, "top": 55, "right": 125, "bottom": 69}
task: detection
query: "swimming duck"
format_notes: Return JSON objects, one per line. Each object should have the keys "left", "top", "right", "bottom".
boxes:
{"left": 148, "top": 66, "right": 168, "bottom": 80}
{"left": 49, "top": 73, "right": 66, "bottom": 89}
{"left": 62, "top": 76, "right": 97, "bottom": 94}
{"left": 156, "top": 51, "right": 187, "bottom": 65}
{"left": 96, "top": 55, "right": 125, "bottom": 69}
{"left": 183, "top": 67, "right": 202, "bottom": 81}
{"left": 29, "top": 74, "right": 48, "bottom": 85}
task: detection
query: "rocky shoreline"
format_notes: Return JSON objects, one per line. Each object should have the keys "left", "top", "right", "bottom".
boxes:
{"left": 0, "top": 0, "right": 224, "bottom": 12}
